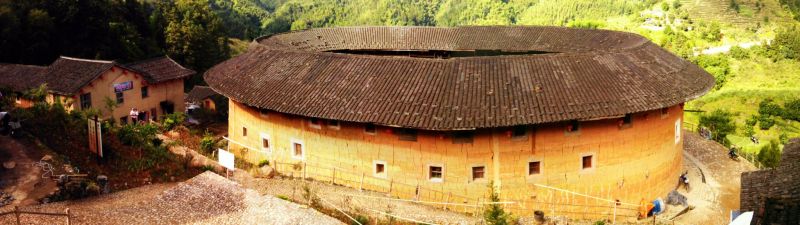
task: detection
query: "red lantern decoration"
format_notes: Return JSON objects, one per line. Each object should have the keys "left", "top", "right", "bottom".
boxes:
{"left": 122, "top": 69, "right": 127, "bottom": 75}
{"left": 566, "top": 125, "right": 573, "bottom": 132}
{"left": 111, "top": 67, "right": 116, "bottom": 72}
{"left": 505, "top": 130, "right": 513, "bottom": 137}
{"left": 386, "top": 128, "right": 393, "bottom": 134}
{"left": 438, "top": 134, "right": 444, "bottom": 140}
{"left": 618, "top": 119, "right": 624, "bottom": 127}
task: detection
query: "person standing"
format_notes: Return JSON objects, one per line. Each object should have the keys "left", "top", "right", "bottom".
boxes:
{"left": 129, "top": 108, "right": 139, "bottom": 124}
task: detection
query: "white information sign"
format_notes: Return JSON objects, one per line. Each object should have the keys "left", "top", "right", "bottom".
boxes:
{"left": 218, "top": 149, "right": 235, "bottom": 171}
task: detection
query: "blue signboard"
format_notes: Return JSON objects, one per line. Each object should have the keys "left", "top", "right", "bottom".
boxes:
{"left": 114, "top": 81, "right": 133, "bottom": 93}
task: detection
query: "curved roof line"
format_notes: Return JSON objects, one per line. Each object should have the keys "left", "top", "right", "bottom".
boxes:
{"left": 206, "top": 26, "right": 715, "bottom": 130}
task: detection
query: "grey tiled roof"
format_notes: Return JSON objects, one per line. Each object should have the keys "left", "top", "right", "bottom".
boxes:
{"left": 205, "top": 26, "right": 715, "bottom": 130}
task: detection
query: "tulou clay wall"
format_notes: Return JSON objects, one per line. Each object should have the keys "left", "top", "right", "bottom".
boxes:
{"left": 227, "top": 99, "right": 684, "bottom": 218}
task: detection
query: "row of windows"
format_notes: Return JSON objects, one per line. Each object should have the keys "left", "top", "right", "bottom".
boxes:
{"left": 115, "top": 86, "right": 149, "bottom": 104}
{"left": 241, "top": 124, "right": 598, "bottom": 182}
{"left": 372, "top": 155, "right": 593, "bottom": 182}
{"left": 79, "top": 86, "right": 149, "bottom": 109}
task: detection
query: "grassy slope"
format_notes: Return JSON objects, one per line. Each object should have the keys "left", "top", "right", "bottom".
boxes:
{"left": 685, "top": 56, "right": 800, "bottom": 153}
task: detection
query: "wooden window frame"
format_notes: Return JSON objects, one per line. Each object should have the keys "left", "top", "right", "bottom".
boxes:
{"left": 79, "top": 93, "right": 92, "bottom": 110}
{"left": 428, "top": 164, "right": 444, "bottom": 183}
{"left": 291, "top": 139, "right": 305, "bottom": 160}
{"left": 141, "top": 86, "right": 149, "bottom": 98}
{"left": 260, "top": 133, "right": 271, "bottom": 153}
{"left": 471, "top": 165, "right": 486, "bottom": 181}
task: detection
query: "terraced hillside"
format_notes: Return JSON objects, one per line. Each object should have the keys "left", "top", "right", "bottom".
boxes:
{"left": 679, "top": 0, "right": 794, "bottom": 25}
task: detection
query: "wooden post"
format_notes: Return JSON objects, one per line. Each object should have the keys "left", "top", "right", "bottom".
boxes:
{"left": 14, "top": 206, "right": 20, "bottom": 225}
{"left": 331, "top": 168, "right": 336, "bottom": 185}
{"left": 359, "top": 172, "right": 365, "bottom": 191}
{"left": 415, "top": 185, "right": 420, "bottom": 200}
{"left": 66, "top": 208, "right": 71, "bottom": 225}
{"left": 388, "top": 179, "right": 393, "bottom": 193}
{"left": 444, "top": 193, "right": 451, "bottom": 210}
{"left": 302, "top": 162, "right": 307, "bottom": 180}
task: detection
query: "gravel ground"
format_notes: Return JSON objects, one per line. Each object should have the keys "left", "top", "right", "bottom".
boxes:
{"left": 0, "top": 172, "right": 341, "bottom": 225}
{"left": 247, "top": 178, "right": 479, "bottom": 225}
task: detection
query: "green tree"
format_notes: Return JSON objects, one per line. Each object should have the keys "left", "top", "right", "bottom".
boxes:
{"left": 757, "top": 140, "right": 781, "bottom": 168}
{"left": 484, "top": 182, "right": 513, "bottom": 225}
{"left": 163, "top": 0, "right": 231, "bottom": 87}
{"left": 699, "top": 110, "right": 737, "bottom": 146}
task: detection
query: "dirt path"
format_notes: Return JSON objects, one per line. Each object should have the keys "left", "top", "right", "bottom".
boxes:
{"left": 0, "top": 136, "right": 58, "bottom": 208}
{"left": 667, "top": 131, "right": 757, "bottom": 224}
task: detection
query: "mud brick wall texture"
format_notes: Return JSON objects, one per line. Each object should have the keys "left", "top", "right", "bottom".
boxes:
{"left": 227, "top": 100, "right": 686, "bottom": 218}
{"left": 741, "top": 138, "right": 800, "bottom": 225}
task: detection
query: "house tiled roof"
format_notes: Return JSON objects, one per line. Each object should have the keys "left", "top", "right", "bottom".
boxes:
{"left": 127, "top": 56, "right": 195, "bottom": 83}
{"left": 0, "top": 56, "right": 192, "bottom": 95}
{"left": 0, "top": 64, "right": 46, "bottom": 92}
{"left": 204, "top": 26, "right": 715, "bottom": 130}
{"left": 40, "top": 57, "right": 117, "bottom": 94}
{"left": 186, "top": 85, "right": 219, "bottom": 102}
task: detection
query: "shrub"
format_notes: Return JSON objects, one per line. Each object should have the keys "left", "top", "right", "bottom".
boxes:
{"left": 117, "top": 124, "right": 159, "bottom": 146}
{"left": 484, "top": 182, "right": 512, "bottom": 225}
{"left": 692, "top": 54, "right": 730, "bottom": 89}
{"left": 257, "top": 159, "right": 270, "bottom": 167}
{"left": 758, "top": 99, "right": 783, "bottom": 117}
{"left": 200, "top": 165, "right": 216, "bottom": 172}
{"left": 199, "top": 131, "right": 216, "bottom": 153}
{"left": 276, "top": 195, "right": 291, "bottom": 201}
{"left": 745, "top": 115, "right": 758, "bottom": 127}
{"left": 758, "top": 114, "right": 775, "bottom": 130}
{"left": 351, "top": 215, "right": 369, "bottom": 225}
{"left": 758, "top": 140, "right": 781, "bottom": 168}
{"left": 744, "top": 125, "right": 755, "bottom": 137}
{"left": 699, "top": 110, "right": 737, "bottom": 146}
{"left": 162, "top": 113, "right": 186, "bottom": 131}
{"left": 729, "top": 46, "right": 749, "bottom": 59}
{"left": 784, "top": 99, "right": 800, "bottom": 122}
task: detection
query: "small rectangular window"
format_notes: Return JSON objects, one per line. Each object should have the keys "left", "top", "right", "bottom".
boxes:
{"left": 141, "top": 86, "right": 149, "bottom": 98}
{"left": 397, "top": 128, "right": 417, "bottom": 141}
{"left": 376, "top": 163, "right": 385, "bottom": 174}
{"left": 262, "top": 138, "right": 269, "bottom": 149}
{"left": 512, "top": 126, "right": 527, "bottom": 139}
{"left": 328, "top": 120, "right": 340, "bottom": 130}
{"left": 429, "top": 166, "right": 443, "bottom": 182}
{"left": 242, "top": 127, "right": 248, "bottom": 137}
{"left": 115, "top": 91, "right": 124, "bottom": 104}
{"left": 567, "top": 120, "right": 580, "bottom": 133}
{"left": 472, "top": 166, "right": 485, "bottom": 180}
{"left": 293, "top": 142, "right": 303, "bottom": 159}
{"left": 309, "top": 118, "right": 321, "bottom": 129}
{"left": 452, "top": 131, "right": 474, "bottom": 144}
{"left": 259, "top": 109, "right": 269, "bottom": 118}
{"left": 80, "top": 93, "right": 92, "bottom": 110}
{"left": 365, "top": 124, "right": 377, "bottom": 134}
{"left": 582, "top": 155, "right": 593, "bottom": 169}
{"left": 528, "top": 161, "right": 541, "bottom": 175}
{"left": 620, "top": 114, "right": 633, "bottom": 129}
